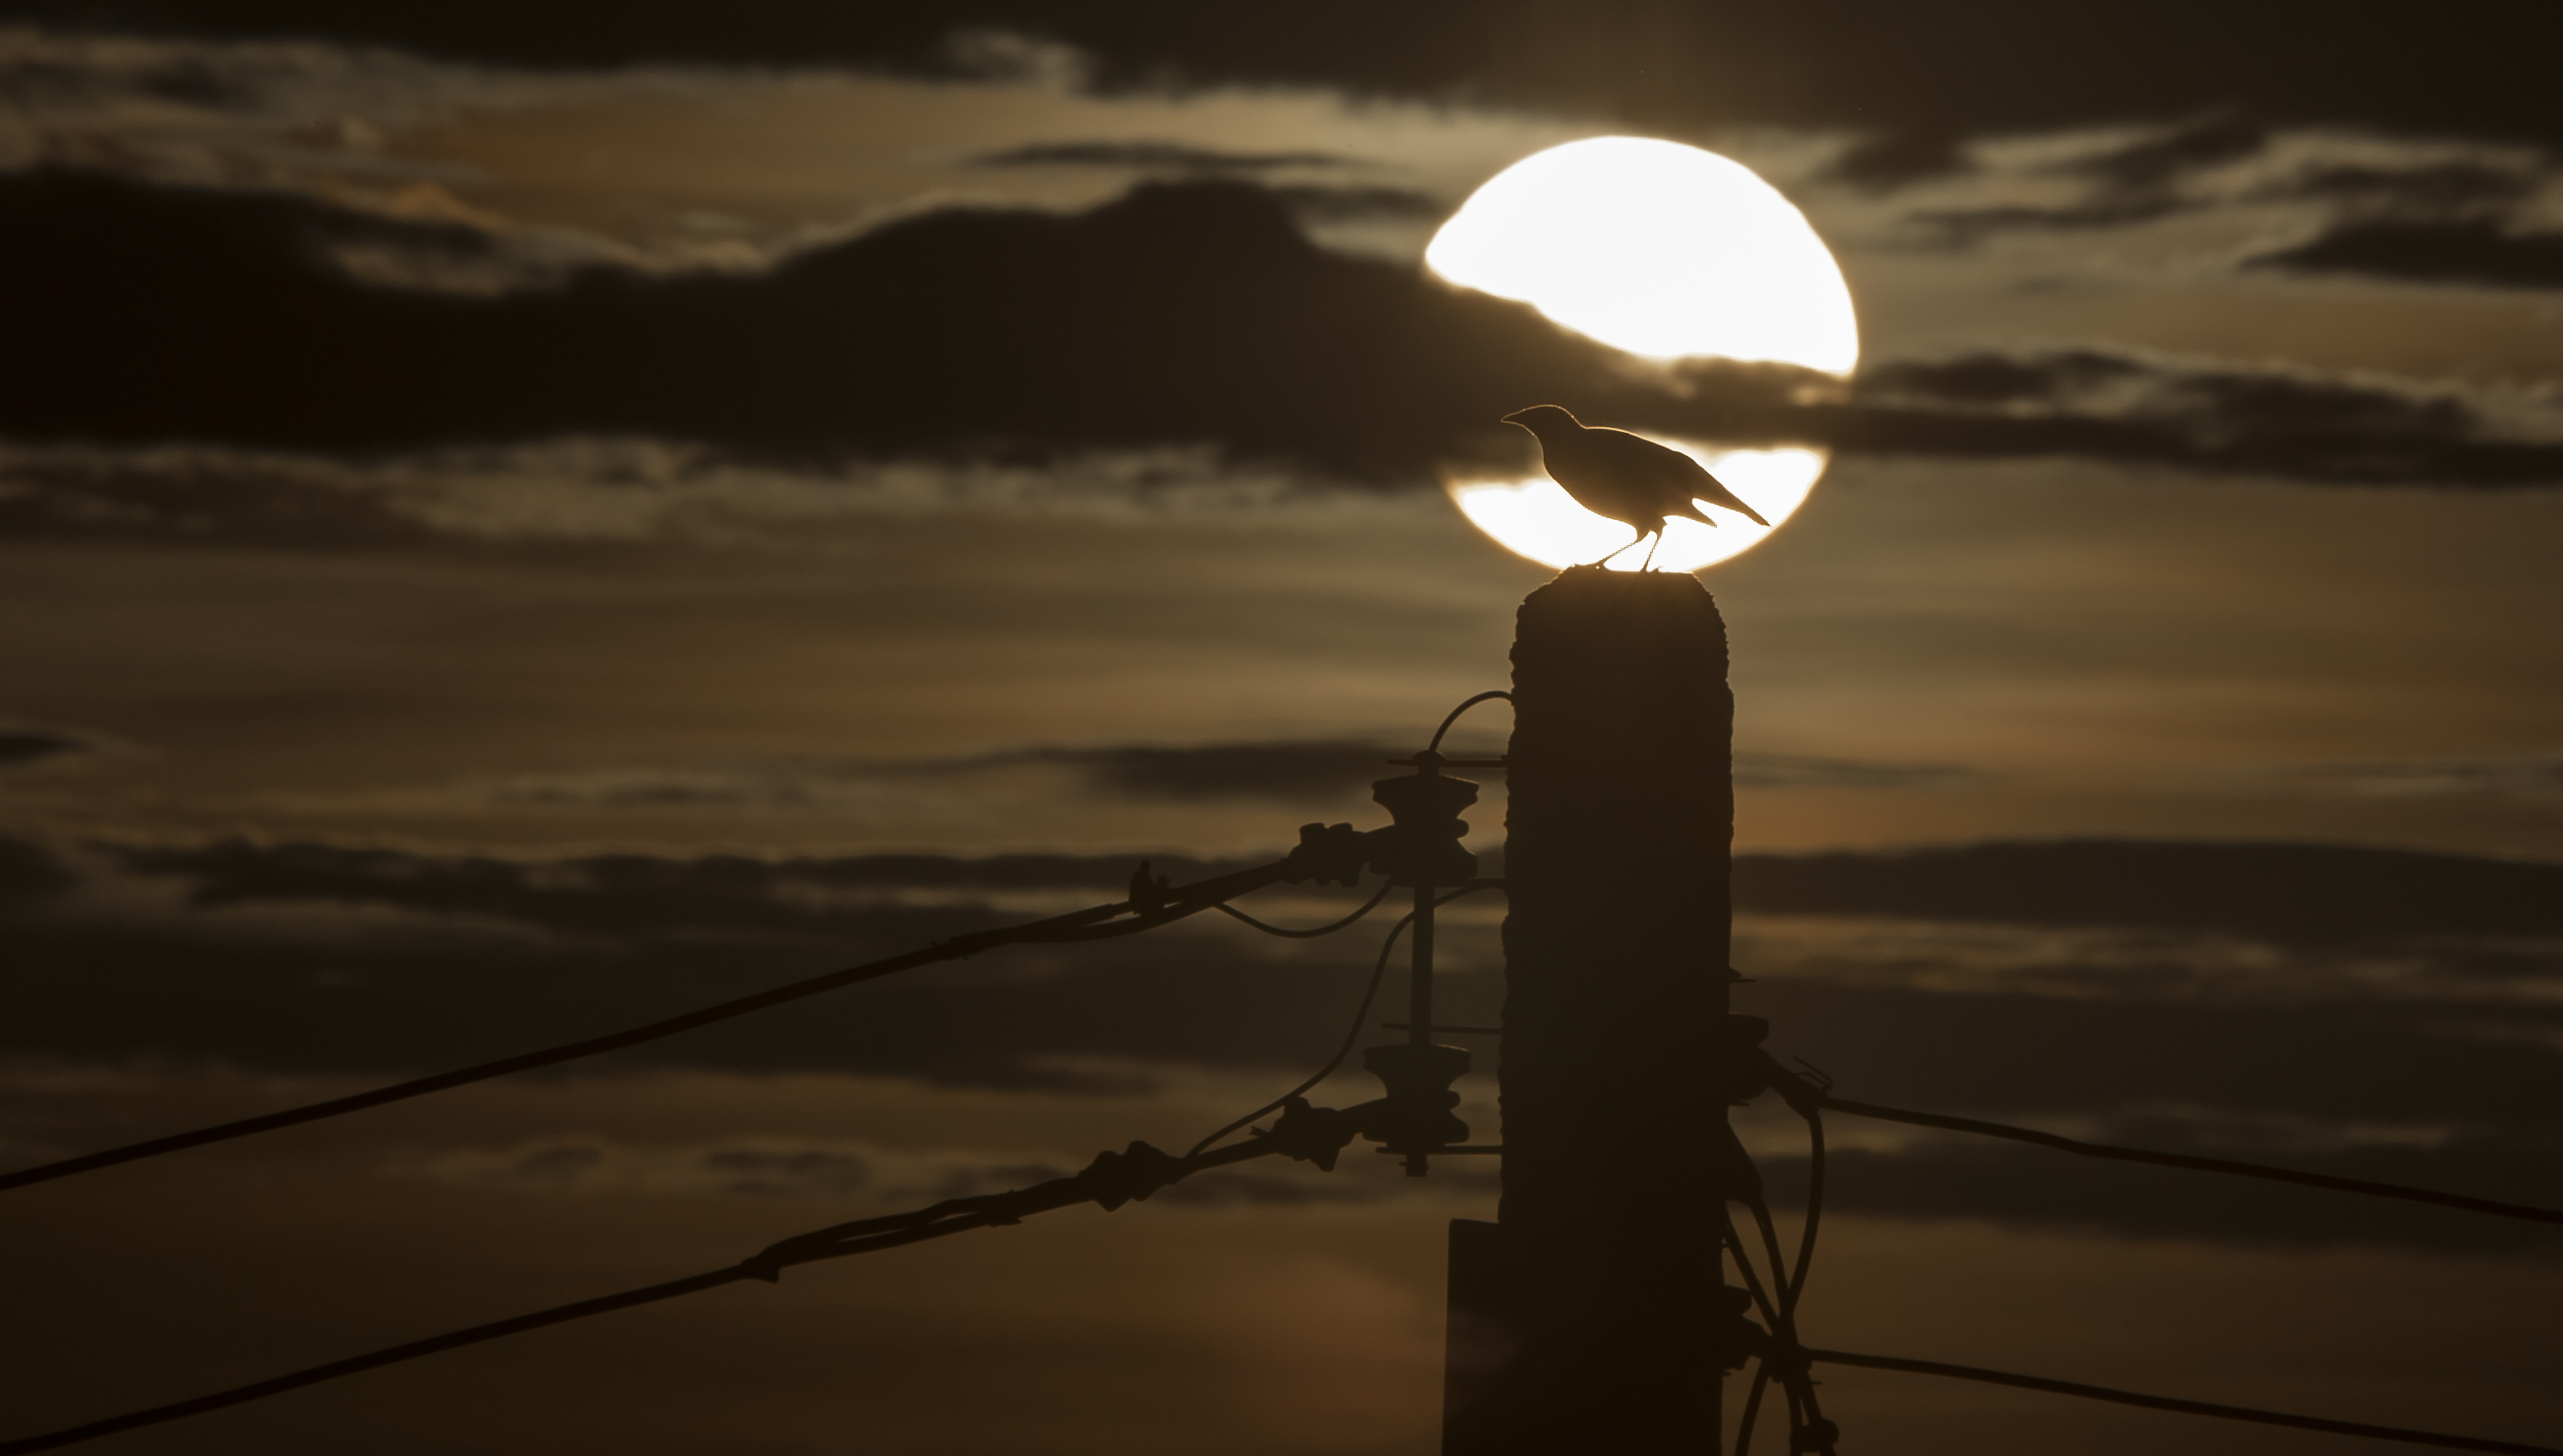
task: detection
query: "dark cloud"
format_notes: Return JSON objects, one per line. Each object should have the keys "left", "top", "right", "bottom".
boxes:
{"left": 1265, "top": 184, "right": 1445, "bottom": 223}
{"left": 1732, "top": 753, "right": 1984, "bottom": 791}
{"left": 1823, "top": 130, "right": 1972, "bottom": 190}
{"left": 958, "top": 142, "right": 1441, "bottom": 225}
{"left": 1730, "top": 839, "right": 2563, "bottom": 941}
{"left": 8, "top": 1, "right": 2559, "bottom": 149}
{"left": 0, "top": 167, "right": 1663, "bottom": 483}
{"left": 0, "top": 728, "right": 93, "bottom": 767}
{"left": 7, "top": 171, "right": 2556, "bottom": 494}
{"left": 966, "top": 140, "right": 1359, "bottom": 171}
{"left": 1859, "top": 351, "right": 2148, "bottom": 404}
{"left": 1832, "top": 349, "right": 2563, "bottom": 486}
{"left": 986, "top": 740, "right": 1410, "bottom": 803}
{"left": 1910, "top": 197, "right": 2191, "bottom": 243}
{"left": 2250, "top": 219, "right": 2563, "bottom": 290}
{"left": 0, "top": 836, "right": 77, "bottom": 908}
{"left": 111, "top": 837, "right": 1253, "bottom": 944}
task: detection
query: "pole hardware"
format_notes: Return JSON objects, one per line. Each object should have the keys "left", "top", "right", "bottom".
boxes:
{"left": 1358, "top": 745, "right": 1493, "bottom": 1176}
{"left": 1366, "top": 753, "right": 1482, "bottom": 890}
{"left": 1718, "top": 1014, "right": 1778, "bottom": 1105}
{"left": 1362, "top": 1042, "right": 1474, "bottom": 1176}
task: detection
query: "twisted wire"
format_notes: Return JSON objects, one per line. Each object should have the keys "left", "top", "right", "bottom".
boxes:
{"left": 0, "top": 1136, "right": 1291, "bottom": 1454}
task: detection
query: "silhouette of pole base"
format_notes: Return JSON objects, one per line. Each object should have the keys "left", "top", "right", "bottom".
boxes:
{"left": 1444, "top": 566, "right": 1740, "bottom": 1455}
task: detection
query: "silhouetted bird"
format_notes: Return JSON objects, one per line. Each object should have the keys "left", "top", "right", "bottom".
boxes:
{"left": 1501, "top": 404, "right": 1771, "bottom": 569}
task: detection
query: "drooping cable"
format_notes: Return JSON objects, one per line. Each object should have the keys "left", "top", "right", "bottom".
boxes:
{"left": 1213, "top": 880, "right": 1395, "bottom": 939}
{"left": 1186, "top": 886, "right": 1480, "bottom": 1161}
{"left": 1803, "top": 1349, "right": 2561, "bottom": 1456}
{"left": 1423, "top": 690, "right": 1512, "bottom": 755}
{"left": 0, "top": 1131, "right": 1323, "bottom": 1454}
{"left": 0, "top": 856, "right": 1320, "bottom": 1195}
{"left": 1819, "top": 1094, "right": 2563, "bottom": 1227}
{"left": 1787, "top": 1106, "right": 1825, "bottom": 1313}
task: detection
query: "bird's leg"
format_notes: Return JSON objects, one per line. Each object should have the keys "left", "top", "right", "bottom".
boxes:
{"left": 1639, "top": 530, "right": 1664, "bottom": 571}
{"left": 1577, "top": 529, "right": 1645, "bottom": 570}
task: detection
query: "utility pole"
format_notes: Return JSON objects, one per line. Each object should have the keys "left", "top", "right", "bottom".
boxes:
{"left": 1445, "top": 566, "right": 1744, "bottom": 1454}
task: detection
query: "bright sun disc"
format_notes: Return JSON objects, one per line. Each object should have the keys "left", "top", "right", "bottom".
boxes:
{"left": 1427, "top": 136, "right": 1857, "bottom": 571}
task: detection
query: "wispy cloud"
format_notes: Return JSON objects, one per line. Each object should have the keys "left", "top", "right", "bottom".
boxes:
{"left": 2265, "top": 753, "right": 2563, "bottom": 801}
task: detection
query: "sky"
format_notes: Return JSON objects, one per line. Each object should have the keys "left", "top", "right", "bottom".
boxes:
{"left": 1, "top": 3, "right": 2558, "bottom": 1454}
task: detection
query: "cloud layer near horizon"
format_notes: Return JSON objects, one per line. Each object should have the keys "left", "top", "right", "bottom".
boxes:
{"left": 5, "top": 830, "right": 2557, "bottom": 1254}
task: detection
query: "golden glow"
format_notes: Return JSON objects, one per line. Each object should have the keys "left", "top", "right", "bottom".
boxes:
{"left": 1427, "top": 137, "right": 1857, "bottom": 571}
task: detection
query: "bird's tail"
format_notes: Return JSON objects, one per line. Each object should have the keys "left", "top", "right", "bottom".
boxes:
{"left": 1669, "top": 501, "right": 1720, "bottom": 528}
{"left": 1684, "top": 497, "right": 1771, "bottom": 529}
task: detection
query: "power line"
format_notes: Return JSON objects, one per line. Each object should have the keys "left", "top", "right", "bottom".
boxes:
{"left": 0, "top": 845, "right": 1371, "bottom": 1197}
{"left": 0, "top": 1126, "right": 1344, "bottom": 1455}
{"left": 1213, "top": 880, "right": 1395, "bottom": 938}
{"left": 1804, "top": 1349, "right": 2563, "bottom": 1456}
{"left": 1815, "top": 1093, "right": 2563, "bottom": 1228}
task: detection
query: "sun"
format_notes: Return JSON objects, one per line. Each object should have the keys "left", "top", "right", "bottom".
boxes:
{"left": 1426, "top": 136, "right": 1857, "bottom": 571}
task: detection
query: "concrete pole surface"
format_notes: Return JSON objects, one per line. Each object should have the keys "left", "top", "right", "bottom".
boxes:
{"left": 1445, "top": 566, "right": 1736, "bottom": 1455}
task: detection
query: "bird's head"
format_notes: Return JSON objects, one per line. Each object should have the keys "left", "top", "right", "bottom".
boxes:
{"left": 1500, "top": 404, "right": 1581, "bottom": 437}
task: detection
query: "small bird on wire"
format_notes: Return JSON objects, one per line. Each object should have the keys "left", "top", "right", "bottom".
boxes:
{"left": 1501, "top": 404, "right": 1770, "bottom": 569}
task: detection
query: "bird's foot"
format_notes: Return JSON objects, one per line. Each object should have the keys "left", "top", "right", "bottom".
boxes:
{"left": 1574, "top": 529, "right": 1648, "bottom": 571}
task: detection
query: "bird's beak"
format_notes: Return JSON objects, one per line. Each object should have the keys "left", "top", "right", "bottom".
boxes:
{"left": 1499, "top": 410, "right": 1527, "bottom": 425}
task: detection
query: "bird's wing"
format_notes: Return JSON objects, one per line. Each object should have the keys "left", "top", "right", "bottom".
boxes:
{"left": 1587, "top": 428, "right": 1772, "bottom": 528}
